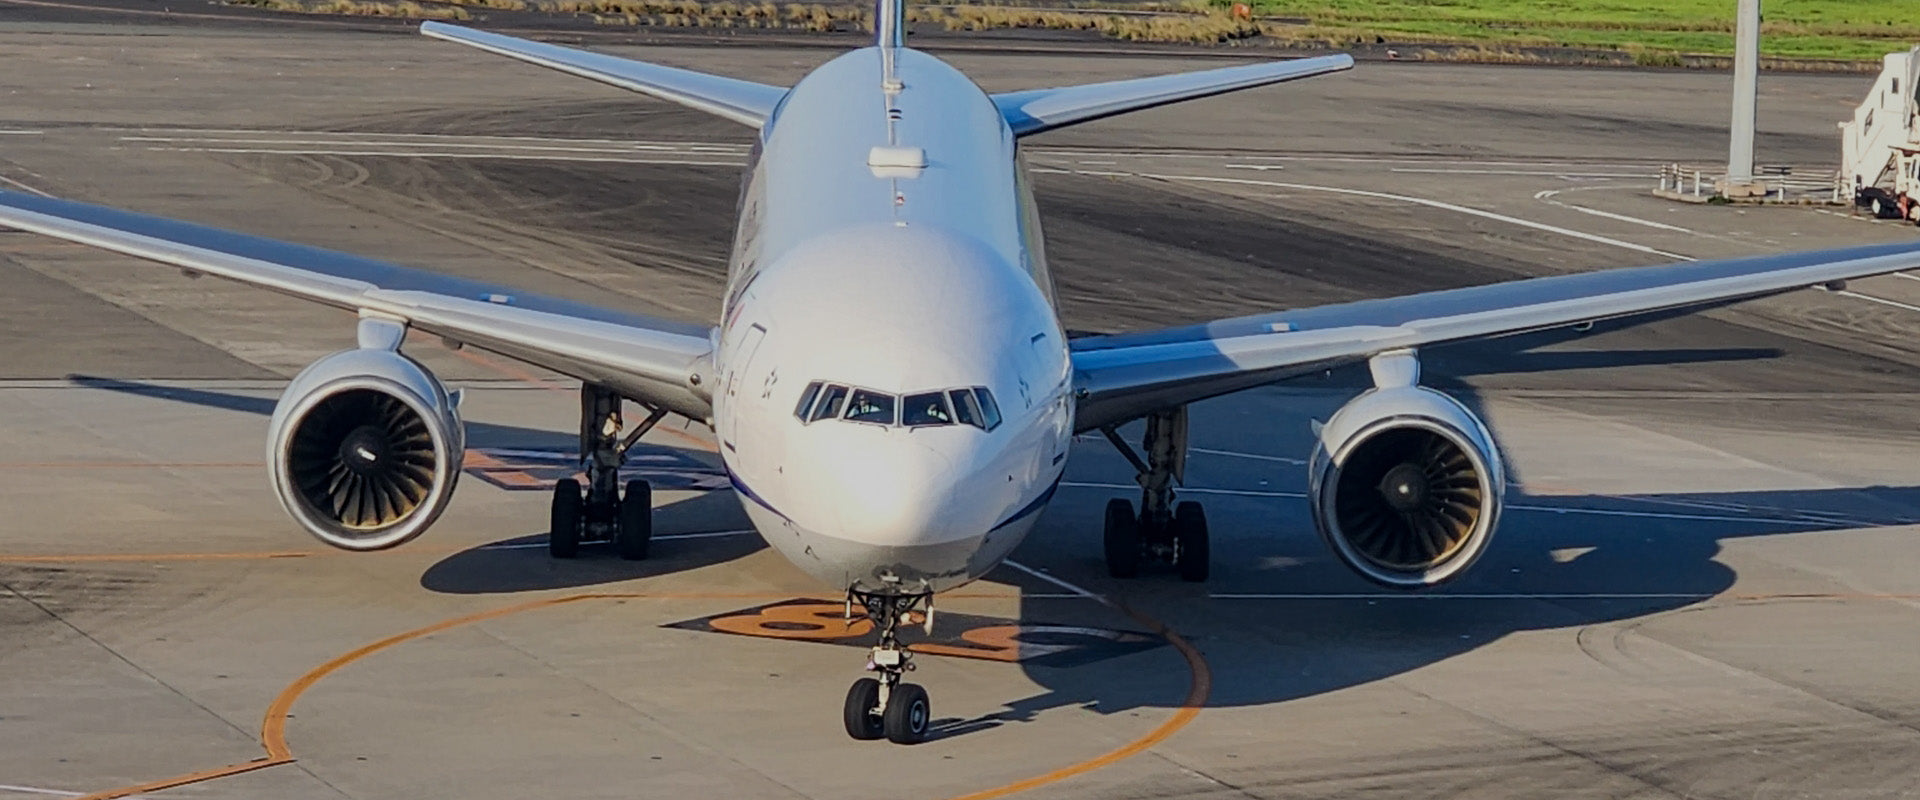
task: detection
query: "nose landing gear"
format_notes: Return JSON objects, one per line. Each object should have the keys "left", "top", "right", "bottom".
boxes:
{"left": 842, "top": 589, "right": 934, "bottom": 744}
{"left": 1099, "top": 406, "right": 1210, "bottom": 582}
{"left": 549, "top": 384, "right": 664, "bottom": 560}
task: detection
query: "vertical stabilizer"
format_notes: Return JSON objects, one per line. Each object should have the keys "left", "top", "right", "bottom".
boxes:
{"left": 875, "top": 0, "right": 904, "bottom": 49}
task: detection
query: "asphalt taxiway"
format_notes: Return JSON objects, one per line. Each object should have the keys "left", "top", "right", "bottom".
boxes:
{"left": 2, "top": 20, "right": 1920, "bottom": 800}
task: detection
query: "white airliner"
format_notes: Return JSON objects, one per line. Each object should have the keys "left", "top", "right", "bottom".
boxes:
{"left": 4, "top": 7, "right": 1920, "bottom": 744}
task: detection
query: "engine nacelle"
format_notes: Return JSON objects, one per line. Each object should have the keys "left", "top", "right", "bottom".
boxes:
{"left": 267, "top": 348, "right": 465, "bottom": 550}
{"left": 1309, "top": 386, "right": 1504, "bottom": 588}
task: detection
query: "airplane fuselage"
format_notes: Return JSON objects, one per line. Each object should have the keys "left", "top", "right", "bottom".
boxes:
{"left": 712, "top": 47, "right": 1073, "bottom": 595}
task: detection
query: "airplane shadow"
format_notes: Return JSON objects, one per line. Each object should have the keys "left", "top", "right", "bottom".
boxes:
{"left": 418, "top": 490, "right": 761, "bottom": 594}
{"left": 995, "top": 339, "right": 1920, "bottom": 723}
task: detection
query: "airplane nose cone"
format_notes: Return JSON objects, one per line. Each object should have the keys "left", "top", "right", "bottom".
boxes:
{"left": 822, "top": 436, "right": 965, "bottom": 545}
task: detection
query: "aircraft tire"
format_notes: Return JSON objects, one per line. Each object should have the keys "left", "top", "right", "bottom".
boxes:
{"left": 883, "top": 683, "right": 931, "bottom": 744}
{"left": 1174, "top": 500, "right": 1210, "bottom": 582}
{"left": 616, "top": 479, "right": 652, "bottom": 561}
{"left": 1103, "top": 498, "right": 1142, "bottom": 579}
{"left": 549, "top": 478, "right": 583, "bottom": 559}
{"left": 843, "top": 678, "right": 885, "bottom": 740}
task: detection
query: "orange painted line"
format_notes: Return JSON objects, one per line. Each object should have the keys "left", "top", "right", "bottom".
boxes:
{"left": 66, "top": 591, "right": 797, "bottom": 800}
{"left": 62, "top": 589, "right": 1197, "bottom": 800}
{"left": 65, "top": 757, "right": 290, "bottom": 800}
{"left": 940, "top": 603, "right": 1212, "bottom": 800}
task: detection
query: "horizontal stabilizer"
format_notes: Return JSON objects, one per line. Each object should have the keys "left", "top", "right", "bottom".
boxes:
{"left": 420, "top": 22, "right": 787, "bottom": 128}
{"left": 992, "top": 53, "right": 1353, "bottom": 137}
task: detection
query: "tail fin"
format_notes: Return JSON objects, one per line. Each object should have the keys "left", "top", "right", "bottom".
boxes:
{"left": 992, "top": 53, "right": 1353, "bottom": 137}
{"left": 875, "top": 0, "right": 904, "bottom": 48}
{"left": 419, "top": 22, "right": 788, "bottom": 129}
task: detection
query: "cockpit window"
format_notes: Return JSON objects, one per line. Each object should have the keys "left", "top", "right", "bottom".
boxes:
{"left": 811, "top": 384, "right": 849, "bottom": 422}
{"left": 902, "top": 392, "right": 953, "bottom": 427}
{"left": 948, "top": 389, "right": 981, "bottom": 428}
{"left": 844, "top": 389, "right": 896, "bottom": 425}
{"left": 973, "top": 387, "right": 1002, "bottom": 431}
{"left": 793, "top": 383, "right": 1000, "bottom": 431}
{"left": 794, "top": 381, "right": 824, "bottom": 421}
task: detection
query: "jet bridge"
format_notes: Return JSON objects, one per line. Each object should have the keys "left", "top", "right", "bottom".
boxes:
{"left": 1839, "top": 46, "right": 1920, "bottom": 219}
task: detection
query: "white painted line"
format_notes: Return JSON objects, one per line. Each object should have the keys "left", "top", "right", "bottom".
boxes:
{"left": 1895, "top": 272, "right": 1920, "bottom": 284}
{"left": 1058, "top": 481, "right": 1841, "bottom": 525}
{"left": 0, "top": 130, "right": 43, "bottom": 135}
{"left": 1223, "top": 164, "right": 1285, "bottom": 171}
{"left": 1077, "top": 160, "right": 1117, "bottom": 166}
{"left": 1813, "top": 208, "right": 1880, "bottom": 224}
{"left": 0, "top": 175, "right": 51, "bottom": 197}
{"left": 125, "top": 136, "right": 743, "bottom": 155}
{"left": 1139, "top": 172, "right": 1696, "bottom": 260}
{"left": 1394, "top": 168, "right": 1648, "bottom": 178}
{"left": 1189, "top": 446, "right": 1307, "bottom": 465}
{"left": 1061, "top": 480, "right": 1301, "bottom": 498}
{"left": 142, "top": 147, "right": 744, "bottom": 167}
{"left": 1209, "top": 592, "right": 1716, "bottom": 600}
{"left": 1534, "top": 188, "right": 1697, "bottom": 233}
{"left": 1837, "top": 289, "right": 1920, "bottom": 314}
{"left": 1001, "top": 559, "right": 1107, "bottom": 605}
{"left": 0, "top": 784, "right": 151, "bottom": 799}
{"left": 477, "top": 529, "right": 755, "bottom": 550}
{"left": 124, "top": 130, "right": 752, "bottom": 148}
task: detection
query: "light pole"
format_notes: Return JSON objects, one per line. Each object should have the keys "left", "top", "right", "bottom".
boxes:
{"left": 1726, "top": 0, "right": 1761, "bottom": 191}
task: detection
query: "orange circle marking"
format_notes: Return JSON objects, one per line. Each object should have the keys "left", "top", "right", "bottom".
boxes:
{"left": 59, "top": 591, "right": 1211, "bottom": 800}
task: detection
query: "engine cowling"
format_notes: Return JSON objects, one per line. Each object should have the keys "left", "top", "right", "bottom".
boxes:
{"left": 267, "top": 348, "right": 465, "bottom": 550}
{"left": 1309, "top": 386, "right": 1504, "bottom": 588}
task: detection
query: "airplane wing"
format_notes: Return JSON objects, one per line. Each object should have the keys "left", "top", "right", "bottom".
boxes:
{"left": 991, "top": 54, "right": 1353, "bottom": 137}
{"left": 0, "top": 189, "right": 716, "bottom": 421}
{"left": 419, "top": 22, "right": 787, "bottom": 129}
{"left": 1069, "top": 242, "right": 1920, "bottom": 432}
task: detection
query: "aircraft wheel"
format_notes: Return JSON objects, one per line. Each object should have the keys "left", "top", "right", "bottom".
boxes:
{"left": 1174, "top": 500, "right": 1210, "bottom": 583}
{"left": 883, "top": 683, "right": 931, "bottom": 744}
{"left": 549, "top": 478, "right": 583, "bottom": 559}
{"left": 1103, "top": 498, "right": 1141, "bottom": 579}
{"left": 616, "top": 479, "right": 652, "bottom": 561}
{"left": 843, "top": 678, "right": 885, "bottom": 740}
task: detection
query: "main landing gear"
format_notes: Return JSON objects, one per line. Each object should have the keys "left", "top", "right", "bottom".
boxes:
{"left": 550, "top": 384, "right": 667, "bottom": 560}
{"left": 1099, "top": 406, "right": 1210, "bottom": 582}
{"left": 842, "top": 589, "right": 933, "bottom": 744}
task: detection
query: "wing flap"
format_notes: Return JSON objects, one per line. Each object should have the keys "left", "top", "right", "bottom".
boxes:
{"left": 1071, "top": 242, "right": 1920, "bottom": 431}
{"left": 0, "top": 189, "right": 715, "bottom": 420}
{"left": 992, "top": 53, "right": 1353, "bottom": 137}
{"left": 419, "top": 22, "right": 787, "bottom": 129}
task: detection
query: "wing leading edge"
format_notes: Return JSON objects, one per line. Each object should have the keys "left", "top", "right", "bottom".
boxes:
{"left": 992, "top": 53, "right": 1353, "bottom": 137}
{"left": 1071, "top": 242, "right": 1920, "bottom": 432}
{"left": 0, "top": 189, "right": 715, "bottom": 421}
{"left": 419, "top": 22, "right": 787, "bottom": 129}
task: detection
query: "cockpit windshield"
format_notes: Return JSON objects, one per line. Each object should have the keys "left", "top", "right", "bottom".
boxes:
{"left": 795, "top": 382, "right": 1000, "bottom": 431}
{"left": 845, "top": 390, "right": 897, "bottom": 425}
{"left": 902, "top": 392, "right": 952, "bottom": 427}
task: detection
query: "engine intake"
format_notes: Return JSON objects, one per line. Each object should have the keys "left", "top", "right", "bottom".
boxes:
{"left": 268, "top": 349, "right": 464, "bottom": 550}
{"left": 1310, "top": 387, "right": 1503, "bottom": 588}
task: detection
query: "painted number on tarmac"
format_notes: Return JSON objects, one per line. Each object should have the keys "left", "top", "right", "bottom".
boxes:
{"left": 667, "top": 600, "right": 1162, "bottom": 668}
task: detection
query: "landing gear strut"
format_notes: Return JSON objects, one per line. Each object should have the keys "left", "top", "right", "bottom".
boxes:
{"left": 1100, "top": 406, "right": 1209, "bottom": 582}
{"left": 549, "top": 384, "right": 665, "bottom": 560}
{"left": 842, "top": 589, "right": 933, "bottom": 744}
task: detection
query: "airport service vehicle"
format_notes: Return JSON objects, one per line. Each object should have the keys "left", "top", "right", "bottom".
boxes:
{"left": 7, "top": 7, "right": 1920, "bottom": 745}
{"left": 1842, "top": 45, "right": 1920, "bottom": 219}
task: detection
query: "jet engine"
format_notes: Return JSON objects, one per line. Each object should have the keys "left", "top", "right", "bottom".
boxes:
{"left": 1309, "top": 385, "right": 1503, "bottom": 588}
{"left": 266, "top": 348, "right": 465, "bottom": 550}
